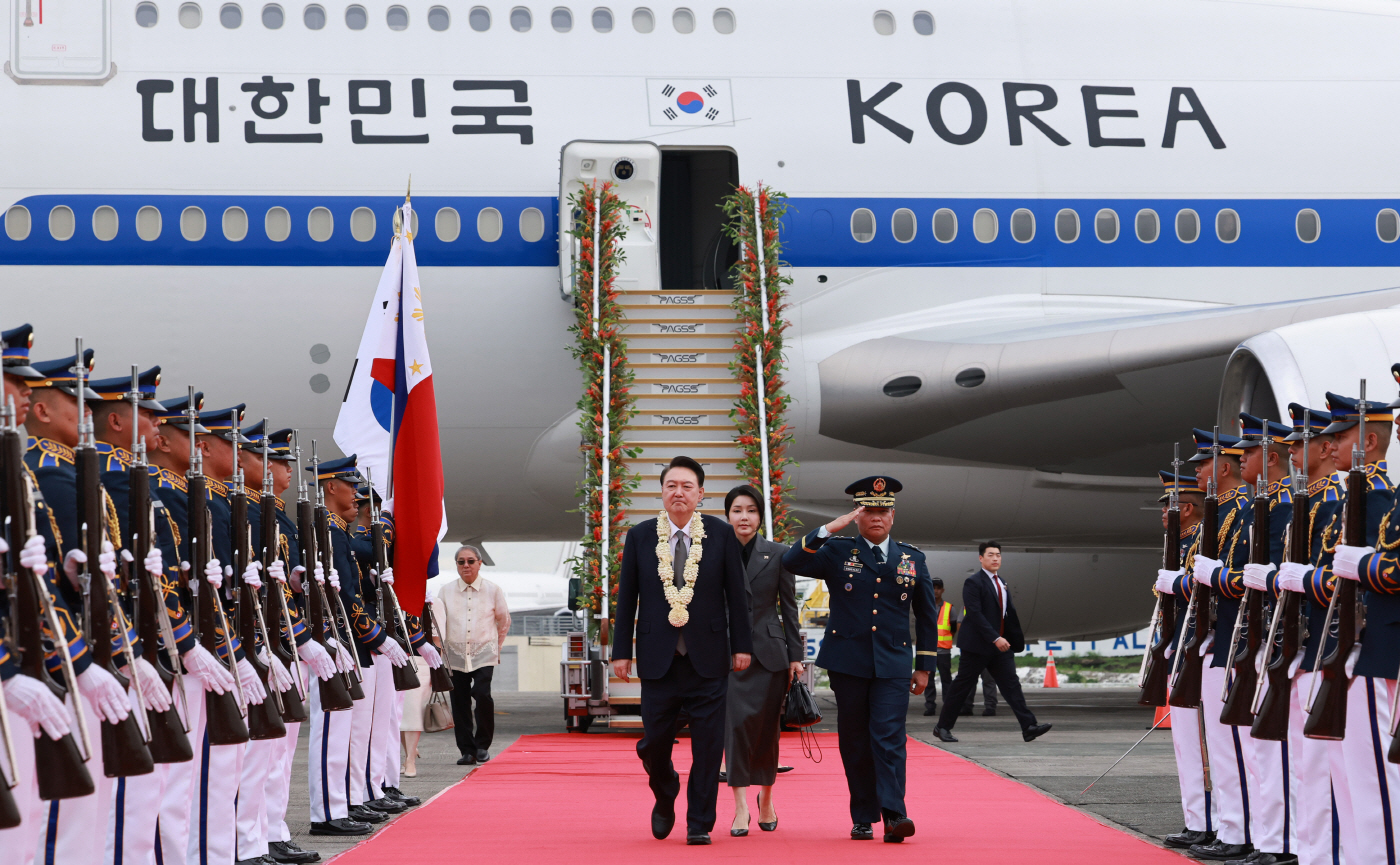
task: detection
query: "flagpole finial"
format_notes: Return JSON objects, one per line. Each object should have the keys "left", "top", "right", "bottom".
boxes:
{"left": 405, "top": 176, "right": 411, "bottom": 203}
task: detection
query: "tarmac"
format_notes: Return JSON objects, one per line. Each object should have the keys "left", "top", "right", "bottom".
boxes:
{"left": 288, "top": 686, "right": 1183, "bottom": 860}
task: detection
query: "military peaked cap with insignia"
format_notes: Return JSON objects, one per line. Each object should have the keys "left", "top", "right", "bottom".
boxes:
{"left": 237, "top": 419, "right": 279, "bottom": 456}
{"left": 845, "top": 475, "right": 901, "bottom": 508}
{"left": 24, "top": 350, "right": 100, "bottom": 399}
{"left": 158, "top": 391, "right": 209, "bottom": 433}
{"left": 87, "top": 366, "right": 166, "bottom": 412}
{"left": 1319, "top": 391, "right": 1394, "bottom": 435}
{"left": 1236, "top": 413, "right": 1292, "bottom": 448}
{"left": 265, "top": 428, "right": 296, "bottom": 462}
{"left": 199, "top": 405, "right": 254, "bottom": 444}
{"left": 1187, "top": 428, "right": 1244, "bottom": 462}
{"left": 1282, "top": 403, "right": 1331, "bottom": 442}
{"left": 1158, "top": 469, "right": 1203, "bottom": 502}
{"left": 308, "top": 454, "right": 364, "bottom": 484}
{"left": 2, "top": 324, "right": 40, "bottom": 378}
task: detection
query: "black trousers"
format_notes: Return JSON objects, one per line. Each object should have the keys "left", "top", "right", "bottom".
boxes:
{"left": 637, "top": 654, "right": 728, "bottom": 834}
{"left": 923, "top": 653, "right": 954, "bottom": 712}
{"left": 935, "top": 649, "right": 1036, "bottom": 732}
{"left": 961, "top": 669, "right": 999, "bottom": 712}
{"left": 829, "top": 671, "right": 909, "bottom": 823}
{"left": 450, "top": 667, "right": 495, "bottom": 754}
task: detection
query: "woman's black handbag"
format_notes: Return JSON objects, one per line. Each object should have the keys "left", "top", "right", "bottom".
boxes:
{"left": 783, "top": 679, "right": 822, "bottom": 728}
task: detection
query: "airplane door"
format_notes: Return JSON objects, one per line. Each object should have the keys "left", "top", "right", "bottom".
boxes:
{"left": 9, "top": 0, "right": 113, "bottom": 82}
{"left": 558, "top": 141, "right": 661, "bottom": 300}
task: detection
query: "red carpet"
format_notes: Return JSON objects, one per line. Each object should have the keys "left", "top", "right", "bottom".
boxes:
{"left": 331, "top": 733, "right": 1182, "bottom": 864}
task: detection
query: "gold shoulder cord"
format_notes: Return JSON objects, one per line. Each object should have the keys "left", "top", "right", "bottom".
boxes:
{"left": 1320, "top": 513, "right": 1340, "bottom": 557}
{"left": 102, "top": 489, "right": 122, "bottom": 550}
{"left": 1378, "top": 510, "right": 1400, "bottom": 552}
{"left": 1217, "top": 507, "right": 1238, "bottom": 552}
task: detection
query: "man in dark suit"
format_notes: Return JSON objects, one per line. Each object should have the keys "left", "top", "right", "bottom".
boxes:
{"left": 933, "top": 541, "right": 1051, "bottom": 743}
{"left": 611, "top": 456, "right": 753, "bottom": 846}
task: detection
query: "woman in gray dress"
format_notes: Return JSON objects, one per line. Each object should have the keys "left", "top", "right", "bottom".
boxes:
{"left": 724, "top": 485, "right": 805, "bottom": 836}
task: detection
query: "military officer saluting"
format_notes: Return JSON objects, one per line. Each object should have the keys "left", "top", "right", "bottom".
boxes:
{"left": 782, "top": 476, "right": 939, "bottom": 844}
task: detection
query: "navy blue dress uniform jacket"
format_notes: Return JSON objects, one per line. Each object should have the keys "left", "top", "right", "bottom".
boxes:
{"left": 327, "top": 512, "right": 387, "bottom": 666}
{"left": 611, "top": 514, "right": 753, "bottom": 681}
{"left": 782, "top": 530, "right": 938, "bottom": 679}
{"left": 958, "top": 569, "right": 1026, "bottom": 656}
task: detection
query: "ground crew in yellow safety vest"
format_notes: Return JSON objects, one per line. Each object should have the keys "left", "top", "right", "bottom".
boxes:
{"left": 922, "top": 577, "right": 959, "bottom": 717}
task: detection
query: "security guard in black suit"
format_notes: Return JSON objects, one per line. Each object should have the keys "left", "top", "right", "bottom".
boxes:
{"left": 782, "top": 476, "right": 938, "bottom": 843}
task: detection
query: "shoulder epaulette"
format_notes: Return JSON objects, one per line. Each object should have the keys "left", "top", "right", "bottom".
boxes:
{"left": 156, "top": 467, "right": 188, "bottom": 492}
{"left": 896, "top": 541, "right": 921, "bottom": 551}
{"left": 274, "top": 497, "right": 286, "bottom": 511}
{"left": 244, "top": 485, "right": 260, "bottom": 498}
{"left": 206, "top": 478, "right": 229, "bottom": 497}
{"left": 329, "top": 513, "right": 348, "bottom": 531}
{"left": 33, "top": 438, "right": 74, "bottom": 467}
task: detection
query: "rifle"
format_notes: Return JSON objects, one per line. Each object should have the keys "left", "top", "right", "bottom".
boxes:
{"left": 1306, "top": 381, "right": 1368, "bottom": 740}
{"left": 186, "top": 387, "right": 248, "bottom": 745}
{"left": 1170, "top": 426, "right": 1221, "bottom": 709}
{"left": 229, "top": 415, "right": 285, "bottom": 740}
{"left": 1221, "top": 425, "right": 1271, "bottom": 726}
{"left": 259, "top": 421, "right": 305, "bottom": 724}
{"left": 1138, "top": 445, "right": 1181, "bottom": 707}
{"left": 1, "top": 397, "right": 94, "bottom": 800}
{"left": 312, "top": 442, "right": 365, "bottom": 701}
{"left": 294, "top": 433, "right": 353, "bottom": 711}
{"left": 419, "top": 595, "right": 453, "bottom": 692}
{"left": 366, "top": 467, "right": 420, "bottom": 692}
{"left": 124, "top": 367, "right": 191, "bottom": 764}
{"left": 72, "top": 340, "right": 154, "bottom": 778}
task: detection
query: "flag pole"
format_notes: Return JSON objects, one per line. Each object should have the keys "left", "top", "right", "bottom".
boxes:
{"left": 386, "top": 182, "right": 410, "bottom": 502}
{"left": 753, "top": 191, "right": 774, "bottom": 541}
{"left": 593, "top": 188, "right": 610, "bottom": 643}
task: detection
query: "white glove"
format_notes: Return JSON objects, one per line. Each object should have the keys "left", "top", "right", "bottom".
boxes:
{"left": 260, "top": 651, "right": 295, "bottom": 693}
{"left": 242, "top": 561, "right": 262, "bottom": 590}
{"left": 144, "top": 546, "right": 163, "bottom": 578}
{"left": 236, "top": 658, "right": 267, "bottom": 705}
{"left": 1155, "top": 569, "right": 1183, "bottom": 595}
{"left": 1193, "top": 556, "right": 1222, "bottom": 588}
{"left": 77, "top": 664, "right": 132, "bottom": 724}
{"left": 312, "top": 562, "right": 325, "bottom": 584}
{"left": 268, "top": 559, "right": 286, "bottom": 583}
{"left": 377, "top": 639, "right": 408, "bottom": 665}
{"left": 204, "top": 558, "right": 223, "bottom": 590}
{"left": 1277, "top": 561, "right": 1310, "bottom": 594}
{"left": 380, "top": 566, "right": 394, "bottom": 585}
{"left": 62, "top": 548, "right": 87, "bottom": 583}
{"left": 19, "top": 534, "right": 48, "bottom": 577}
{"left": 1333, "top": 544, "right": 1374, "bottom": 583}
{"left": 1243, "top": 563, "right": 1277, "bottom": 593}
{"left": 4, "top": 674, "right": 72, "bottom": 739}
{"left": 298, "top": 639, "right": 338, "bottom": 682}
{"left": 133, "top": 657, "right": 172, "bottom": 713}
{"left": 328, "top": 568, "right": 340, "bottom": 590}
{"left": 98, "top": 540, "right": 117, "bottom": 579}
{"left": 182, "top": 644, "right": 235, "bottom": 694}
{"left": 418, "top": 643, "right": 443, "bottom": 669}
{"left": 334, "top": 641, "right": 355, "bottom": 674}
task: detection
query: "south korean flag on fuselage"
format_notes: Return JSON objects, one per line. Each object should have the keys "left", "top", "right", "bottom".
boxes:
{"left": 647, "top": 79, "right": 733, "bottom": 126}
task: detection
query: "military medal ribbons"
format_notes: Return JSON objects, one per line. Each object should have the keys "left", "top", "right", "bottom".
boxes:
{"left": 657, "top": 510, "right": 705, "bottom": 627}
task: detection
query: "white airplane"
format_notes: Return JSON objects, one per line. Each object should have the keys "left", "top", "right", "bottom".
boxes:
{"left": 8, "top": 0, "right": 1400, "bottom": 639}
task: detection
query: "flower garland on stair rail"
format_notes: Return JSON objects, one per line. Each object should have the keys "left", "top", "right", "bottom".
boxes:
{"left": 566, "top": 181, "right": 638, "bottom": 641}
{"left": 721, "top": 184, "right": 798, "bottom": 542}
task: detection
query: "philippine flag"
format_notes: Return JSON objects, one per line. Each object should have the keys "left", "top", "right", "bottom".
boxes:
{"left": 333, "top": 201, "right": 446, "bottom": 615}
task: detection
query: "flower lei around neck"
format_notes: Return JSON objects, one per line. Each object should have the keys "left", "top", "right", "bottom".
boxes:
{"left": 658, "top": 510, "right": 706, "bottom": 627}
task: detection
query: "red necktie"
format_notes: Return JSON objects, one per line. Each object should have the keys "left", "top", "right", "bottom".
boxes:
{"left": 994, "top": 576, "right": 1004, "bottom": 637}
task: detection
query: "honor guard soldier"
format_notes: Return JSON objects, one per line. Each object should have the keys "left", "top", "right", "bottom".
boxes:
{"left": 782, "top": 476, "right": 939, "bottom": 843}
{"left": 2, "top": 324, "right": 37, "bottom": 424}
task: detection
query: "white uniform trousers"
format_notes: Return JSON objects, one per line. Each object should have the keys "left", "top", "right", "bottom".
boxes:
{"left": 0, "top": 722, "right": 44, "bottom": 865}
{"left": 1327, "top": 676, "right": 1400, "bottom": 865}
{"left": 1202, "top": 664, "right": 1253, "bottom": 846}
{"left": 1169, "top": 704, "right": 1213, "bottom": 833}
{"left": 1242, "top": 729, "right": 1290, "bottom": 854}
{"left": 40, "top": 689, "right": 112, "bottom": 865}
{"left": 347, "top": 663, "right": 377, "bottom": 807}
{"left": 307, "top": 679, "right": 352, "bottom": 824}
{"left": 385, "top": 689, "right": 405, "bottom": 790}
{"left": 234, "top": 738, "right": 277, "bottom": 860}
{"left": 263, "top": 719, "right": 300, "bottom": 844}
{"left": 366, "top": 656, "right": 396, "bottom": 800}
{"left": 186, "top": 728, "right": 245, "bottom": 865}
{"left": 157, "top": 674, "right": 207, "bottom": 865}
{"left": 1289, "top": 671, "right": 1339, "bottom": 865}
{"left": 108, "top": 682, "right": 179, "bottom": 865}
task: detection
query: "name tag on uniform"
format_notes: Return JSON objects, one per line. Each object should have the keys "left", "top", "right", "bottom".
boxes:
{"left": 842, "top": 560, "right": 863, "bottom": 575}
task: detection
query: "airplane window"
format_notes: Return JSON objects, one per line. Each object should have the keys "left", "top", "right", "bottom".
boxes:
{"left": 1216, "top": 208, "right": 1239, "bottom": 243}
{"left": 1010, "top": 208, "right": 1035, "bottom": 243}
{"left": 1378, "top": 209, "right": 1400, "bottom": 243}
{"left": 478, "top": 208, "right": 504, "bottom": 242}
{"left": 436, "top": 208, "right": 461, "bottom": 242}
{"left": 180, "top": 207, "right": 206, "bottom": 242}
{"left": 222, "top": 207, "right": 248, "bottom": 241}
{"left": 428, "top": 5, "right": 449, "bottom": 28}
{"left": 1135, "top": 209, "right": 1159, "bottom": 243}
{"left": 954, "top": 367, "right": 986, "bottom": 388}
{"left": 519, "top": 207, "right": 546, "bottom": 242}
{"left": 303, "top": 4, "right": 324, "bottom": 27}
{"left": 180, "top": 2, "right": 202, "bottom": 26}
{"left": 912, "top": 11, "right": 933, "bottom": 35}
{"left": 92, "top": 206, "right": 119, "bottom": 242}
{"left": 308, "top": 207, "right": 334, "bottom": 242}
{"left": 973, "top": 208, "right": 998, "bottom": 243}
{"left": 265, "top": 207, "right": 290, "bottom": 241}
{"left": 1055, "top": 209, "right": 1079, "bottom": 242}
{"left": 672, "top": 7, "right": 693, "bottom": 33}
{"left": 220, "top": 3, "right": 242, "bottom": 27}
{"left": 932, "top": 208, "right": 957, "bottom": 243}
{"left": 1296, "top": 209, "right": 1319, "bottom": 243}
{"left": 883, "top": 376, "right": 921, "bottom": 397}
{"left": 850, "top": 208, "right": 876, "bottom": 243}
{"left": 891, "top": 208, "right": 916, "bottom": 243}
{"left": 345, "top": 4, "right": 366, "bottom": 27}
{"left": 592, "top": 7, "right": 612, "bottom": 30}
{"left": 1094, "top": 208, "right": 1118, "bottom": 243}
{"left": 873, "top": 10, "right": 895, "bottom": 35}
{"left": 386, "top": 5, "right": 408, "bottom": 28}
{"left": 137, "top": 206, "right": 163, "bottom": 241}
{"left": 632, "top": 7, "right": 653, "bottom": 31}
{"left": 1175, "top": 209, "right": 1198, "bottom": 243}
{"left": 136, "top": 2, "right": 160, "bottom": 26}
{"left": 713, "top": 8, "right": 734, "bottom": 33}
{"left": 469, "top": 6, "right": 491, "bottom": 30}
{"left": 552, "top": 7, "right": 571, "bottom": 30}
{"left": 511, "top": 6, "right": 531, "bottom": 30}
{"left": 47, "top": 206, "right": 74, "bottom": 241}
{"left": 263, "top": 3, "right": 284, "bottom": 27}
{"left": 5, "top": 206, "right": 30, "bottom": 241}
{"left": 351, "top": 207, "right": 377, "bottom": 242}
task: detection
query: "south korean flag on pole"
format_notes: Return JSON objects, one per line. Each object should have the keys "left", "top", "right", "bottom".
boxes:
{"left": 647, "top": 79, "right": 734, "bottom": 126}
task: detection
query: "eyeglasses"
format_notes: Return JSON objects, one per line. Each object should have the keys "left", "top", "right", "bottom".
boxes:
{"left": 457, "top": 558, "right": 480, "bottom": 566}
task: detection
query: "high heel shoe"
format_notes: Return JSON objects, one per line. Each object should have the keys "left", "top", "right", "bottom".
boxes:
{"left": 757, "top": 793, "right": 777, "bottom": 832}
{"left": 731, "top": 811, "right": 750, "bottom": 837}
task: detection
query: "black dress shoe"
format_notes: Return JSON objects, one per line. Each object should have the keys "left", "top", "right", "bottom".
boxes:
{"left": 1022, "top": 723, "right": 1052, "bottom": 742}
{"left": 267, "top": 841, "right": 320, "bottom": 863}
{"left": 776, "top": 766, "right": 793, "bottom": 773}
{"left": 717, "top": 771, "right": 727, "bottom": 782}
{"left": 922, "top": 706, "right": 937, "bottom": 716}
{"left": 309, "top": 819, "right": 372, "bottom": 836}
{"left": 1228, "top": 854, "right": 1296, "bottom": 865}
{"left": 366, "top": 796, "right": 407, "bottom": 813}
{"left": 475, "top": 748, "right": 491, "bottom": 763}
{"left": 686, "top": 833, "right": 711, "bottom": 846}
{"left": 1164, "top": 828, "right": 1216, "bottom": 849}
{"left": 982, "top": 708, "right": 997, "bottom": 717}
{"left": 958, "top": 706, "right": 973, "bottom": 716}
{"left": 349, "top": 805, "right": 388, "bottom": 824}
{"left": 882, "top": 816, "right": 915, "bottom": 843}
{"left": 457, "top": 753, "right": 476, "bottom": 765}
{"left": 651, "top": 800, "right": 676, "bottom": 840}
{"left": 932, "top": 727, "right": 958, "bottom": 743}
{"left": 851, "top": 823, "right": 874, "bottom": 840}
{"left": 383, "top": 786, "right": 421, "bottom": 807}
{"left": 237, "top": 858, "right": 272, "bottom": 865}
{"left": 1189, "top": 841, "right": 1254, "bottom": 861}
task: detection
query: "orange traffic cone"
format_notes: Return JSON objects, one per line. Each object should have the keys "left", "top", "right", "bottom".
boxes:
{"left": 1153, "top": 705, "right": 1172, "bottom": 729}
{"left": 1043, "top": 651, "right": 1060, "bottom": 688}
